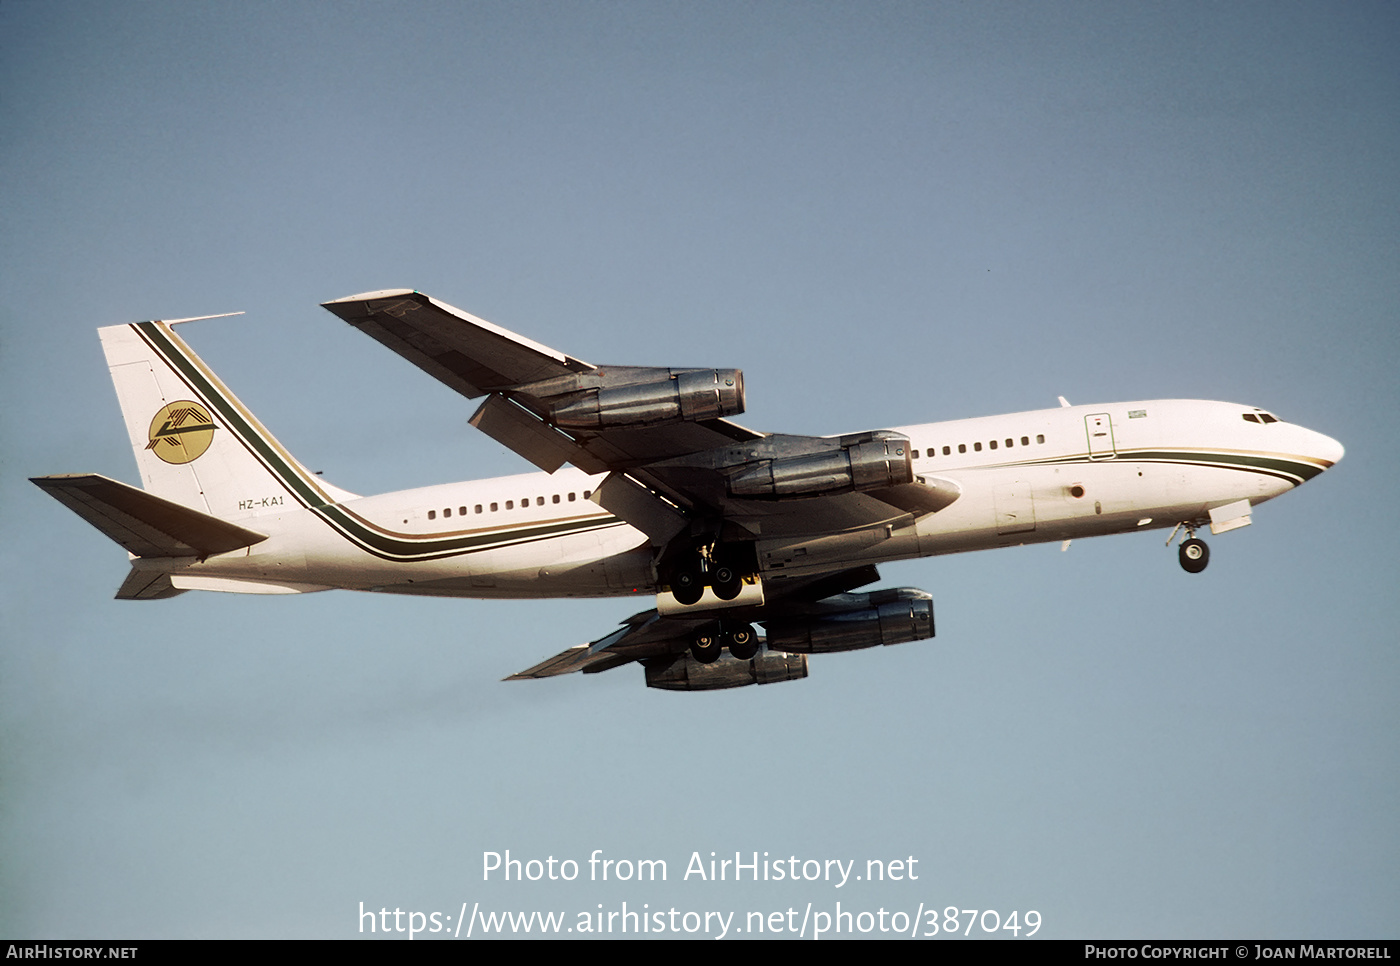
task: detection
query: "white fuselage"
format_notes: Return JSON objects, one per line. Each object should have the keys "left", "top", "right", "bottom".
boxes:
{"left": 163, "top": 399, "right": 1343, "bottom": 599}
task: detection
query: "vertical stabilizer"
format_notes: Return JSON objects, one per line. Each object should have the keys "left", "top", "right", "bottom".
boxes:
{"left": 100, "top": 320, "right": 357, "bottom": 520}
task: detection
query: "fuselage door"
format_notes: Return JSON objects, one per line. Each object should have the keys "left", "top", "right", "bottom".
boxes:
{"left": 1085, "top": 413, "right": 1116, "bottom": 460}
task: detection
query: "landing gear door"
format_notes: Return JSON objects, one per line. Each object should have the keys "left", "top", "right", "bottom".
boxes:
{"left": 1085, "top": 413, "right": 1116, "bottom": 460}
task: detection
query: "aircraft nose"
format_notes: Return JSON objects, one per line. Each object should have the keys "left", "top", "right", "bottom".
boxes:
{"left": 1310, "top": 430, "right": 1345, "bottom": 469}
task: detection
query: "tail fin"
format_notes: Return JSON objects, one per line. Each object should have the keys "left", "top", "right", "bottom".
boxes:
{"left": 99, "top": 318, "right": 358, "bottom": 520}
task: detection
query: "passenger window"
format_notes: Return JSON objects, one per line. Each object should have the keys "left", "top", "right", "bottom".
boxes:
{"left": 475, "top": 505, "right": 483, "bottom": 514}
{"left": 584, "top": 490, "right": 592, "bottom": 500}
{"left": 490, "top": 502, "right": 498, "bottom": 512}
{"left": 1036, "top": 434, "right": 1045, "bottom": 444}
{"left": 428, "top": 510, "right": 436, "bottom": 520}
{"left": 506, "top": 500, "right": 514, "bottom": 510}
{"left": 1005, "top": 438, "right": 1013, "bottom": 448}
{"left": 1021, "top": 436, "right": 1029, "bottom": 446}
{"left": 989, "top": 440, "right": 997, "bottom": 450}
{"left": 958, "top": 444, "right": 966, "bottom": 454}
{"left": 552, "top": 494, "right": 560, "bottom": 504}
{"left": 443, "top": 508, "right": 451, "bottom": 518}
{"left": 537, "top": 497, "right": 544, "bottom": 506}
{"left": 974, "top": 442, "right": 982, "bottom": 452}
{"left": 942, "top": 446, "right": 950, "bottom": 456}
{"left": 568, "top": 492, "right": 576, "bottom": 501}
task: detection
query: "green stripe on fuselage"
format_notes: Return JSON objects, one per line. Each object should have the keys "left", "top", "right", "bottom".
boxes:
{"left": 974, "top": 449, "right": 1321, "bottom": 484}
{"left": 136, "top": 321, "right": 332, "bottom": 509}
{"left": 1113, "top": 449, "right": 1323, "bottom": 483}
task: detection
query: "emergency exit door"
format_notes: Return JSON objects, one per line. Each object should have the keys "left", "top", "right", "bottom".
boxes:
{"left": 1085, "top": 413, "right": 1116, "bottom": 459}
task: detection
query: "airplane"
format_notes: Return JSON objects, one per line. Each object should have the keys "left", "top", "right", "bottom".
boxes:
{"left": 32, "top": 290, "right": 1345, "bottom": 692}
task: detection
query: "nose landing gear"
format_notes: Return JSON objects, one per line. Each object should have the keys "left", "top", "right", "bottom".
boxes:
{"left": 1179, "top": 537, "right": 1210, "bottom": 573}
{"left": 1167, "top": 523, "right": 1210, "bottom": 573}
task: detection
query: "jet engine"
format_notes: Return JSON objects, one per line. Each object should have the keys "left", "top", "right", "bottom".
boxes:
{"left": 728, "top": 433, "right": 913, "bottom": 498}
{"left": 548, "top": 369, "right": 745, "bottom": 429}
{"left": 644, "top": 647, "right": 807, "bottom": 691}
{"left": 763, "top": 588, "right": 934, "bottom": 653}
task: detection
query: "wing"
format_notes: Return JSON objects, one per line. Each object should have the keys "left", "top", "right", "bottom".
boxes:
{"left": 322, "top": 291, "right": 960, "bottom": 547}
{"left": 321, "top": 290, "right": 761, "bottom": 475}
{"left": 322, "top": 292, "right": 951, "bottom": 691}
{"left": 505, "top": 565, "right": 883, "bottom": 680}
{"left": 321, "top": 289, "right": 593, "bottom": 398}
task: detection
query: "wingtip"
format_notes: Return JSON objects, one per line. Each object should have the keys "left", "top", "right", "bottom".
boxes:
{"left": 321, "top": 288, "right": 419, "bottom": 306}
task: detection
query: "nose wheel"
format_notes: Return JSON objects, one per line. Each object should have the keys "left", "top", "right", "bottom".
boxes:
{"left": 1167, "top": 523, "right": 1210, "bottom": 573}
{"left": 1178, "top": 538, "right": 1210, "bottom": 573}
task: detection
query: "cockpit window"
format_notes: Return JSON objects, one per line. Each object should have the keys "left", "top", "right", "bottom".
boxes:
{"left": 1243, "top": 411, "right": 1280, "bottom": 424}
{"left": 1259, "top": 413, "right": 1278, "bottom": 423}
{"left": 1242, "top": 413, "right": 1260, "bottom": 423}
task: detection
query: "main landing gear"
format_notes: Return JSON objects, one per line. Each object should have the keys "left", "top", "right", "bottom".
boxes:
{"left": 690, "top": 622, "right": 759, "bottom": 664}
{"left": 665, "top": 542, "right": 763, "bottom": 662}
{"left": 1167, "top": 523, "right": 1210, "bottom": 574}
{"left": 665, "top": 543, "right": 754, "bottom": 605}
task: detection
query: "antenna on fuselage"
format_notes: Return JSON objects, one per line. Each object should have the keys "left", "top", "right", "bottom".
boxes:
{"left": 162, "top": 311, "right": 246, "bottom": 326}
{"left": 1058, "top": 396, "right": 1071, "bottom": 408}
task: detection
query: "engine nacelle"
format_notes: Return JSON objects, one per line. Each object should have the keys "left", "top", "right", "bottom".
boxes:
{"left": 549, "top": 369, "right": 745, "bottom": 429}
{"left": 727, "top": 433, "right": 913, "bottom": 498}
{"left": 764, "top": 588, "right": 934, "bottom": 654}
{"left": 644, "top": 648, "right": 808, "bottom": 691}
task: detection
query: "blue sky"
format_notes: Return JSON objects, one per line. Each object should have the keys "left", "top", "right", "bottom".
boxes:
{"left": 2, "top": 1, "right": 1396, "bottom": 939}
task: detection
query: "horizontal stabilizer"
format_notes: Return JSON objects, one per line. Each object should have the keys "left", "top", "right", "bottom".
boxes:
{"left": 31, "top": 474, "right": 268, "bottom": 557}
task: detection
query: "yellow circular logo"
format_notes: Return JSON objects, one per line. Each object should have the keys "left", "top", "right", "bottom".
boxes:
{"left": 146, "top": 401, "right": 216, "bottom": 464}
